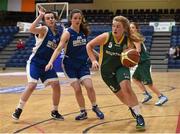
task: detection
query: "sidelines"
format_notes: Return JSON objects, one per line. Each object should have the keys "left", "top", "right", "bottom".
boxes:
{"left": 0, "top": 72, "right": 68, "bottom": 94}
{"left": 0, "top": 72, "right": 65, "bottom": 77}
{"left": 0, "top": 84, "right": 44, "bottom": 93}
{"left": 0, "top": 80, "right": 70, "bottom": 94}
{"left": 0, "top": 71, "right": 95, "bottom": 93}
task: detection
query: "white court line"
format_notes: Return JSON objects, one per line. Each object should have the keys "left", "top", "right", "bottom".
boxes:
{"left": 0, "top": 72, "right": 65, "bottom": 77}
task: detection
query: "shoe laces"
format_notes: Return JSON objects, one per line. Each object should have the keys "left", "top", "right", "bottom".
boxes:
{"left": 93, "top": 106, "right": 101, "bottom": 113}
{"left": 137, "top": 115, "right": 145, "bottom": 126}
{"left": 15, "top": 108, "right": 22, "bottom": 115}
{"left": 77, "top": 111, "right": 87, "bottom": 118}
{"left": 52, "top": 111, "right": 61, "bottom": 117}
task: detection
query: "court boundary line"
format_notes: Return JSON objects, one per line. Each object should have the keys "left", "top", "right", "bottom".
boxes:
{"left": 10, "top": 85, "right": 175, "bottom": 133}
{"left": 82, "top": 114, "right": 179, "bottom": 133}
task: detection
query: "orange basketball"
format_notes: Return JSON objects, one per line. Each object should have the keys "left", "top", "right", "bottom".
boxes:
{"left": 121, "top": 48, "right": 140, "bottom": 68}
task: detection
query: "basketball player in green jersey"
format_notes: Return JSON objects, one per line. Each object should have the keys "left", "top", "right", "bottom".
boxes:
{"left": 130, "top": 22, "right": 168, "bottom": 106}
{"left": 87, "top": 16, "right": 145, "bottom": 130}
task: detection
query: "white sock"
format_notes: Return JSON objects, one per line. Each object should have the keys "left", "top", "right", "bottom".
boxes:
{"left": 17, "top": 99, "right": 26, "bottom": 109}
{"left": 132, "top": 105, "right": 141, "bottom": 116}
{"left": 53, "top": 105, "right": 58, "bottom": 111}
{"left": 92, "top": 103, "right": 97, "bottom": 107}
{"left": 80, "top": 107, "right": 86, "bottom": 111}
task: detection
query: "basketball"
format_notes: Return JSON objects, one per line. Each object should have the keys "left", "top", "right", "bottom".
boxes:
{"left": 121, "top": 48, "right": 140, "bottom": 67}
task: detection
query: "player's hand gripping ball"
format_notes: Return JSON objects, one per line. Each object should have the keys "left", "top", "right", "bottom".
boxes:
{"left": 121, "top": 48, "right": 140, "bottom": 67}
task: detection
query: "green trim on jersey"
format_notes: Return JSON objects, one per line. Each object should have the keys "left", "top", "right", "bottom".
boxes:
{"left": 139, "top": 42, "right": 150, "bottom": 63}
{"left": 100, "top": 32, "right": 130, "bottom": 93}
{"left": 100, "top": 32, "right": 128, "bottom": 72}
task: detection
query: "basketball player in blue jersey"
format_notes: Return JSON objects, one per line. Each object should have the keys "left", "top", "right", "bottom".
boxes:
{"left": 12, "top": 6, "right": 64, "bottom": 120}
{"left": 45, "top": 9, "right": 104, "bottom": 120}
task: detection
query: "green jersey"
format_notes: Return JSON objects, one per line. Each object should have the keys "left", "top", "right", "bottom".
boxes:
{"left": 100, "top": 32, "right": 128, "bottom": 73}
{"left": 139, "top": 43, "right": 150, "bottom": 63}
{"left": 99, "top": 32, "right": 131, "bottom": 93}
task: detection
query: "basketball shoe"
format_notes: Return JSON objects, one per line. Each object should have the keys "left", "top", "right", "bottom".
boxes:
{"left": 142, "top": 93, "right": 152, "bottom": 103}
{"left": 155, "top": 95, "right": 168, "bottom": 106}
{"left": 12, "top": 108, "right": 22, "bottom": 120}
{"left": 51, "top": 110, "right": 64, "bottom": 120}
{"left": 92, "top": 105, "right": 104, "bottom": 119}
{"left": 136, "top": 114, "right": 145, "bottom": 130}
{"left": 75, "top": 110, "right": 87, "bottom": 120}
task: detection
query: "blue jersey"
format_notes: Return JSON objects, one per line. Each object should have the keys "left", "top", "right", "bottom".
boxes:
{"left": 28, "top": 26, "right": 63, "bottom": 67}
{"left": 26, "top": 26, "right": 63, "bottom": 84}
{"left": 64, "top": 27, "right": 88, "bottom": 63}
{"left": 62, "top": 27, "right": 90, "bottom": 80}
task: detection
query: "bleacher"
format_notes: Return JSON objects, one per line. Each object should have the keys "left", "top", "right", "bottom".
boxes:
{"left": 6, "top": 35, "right": 35, "bottom": 67}
{"left": 0, "top": 8, "right": 180, "bottom": 71}
{"left": 140, "top": 25, "right": 154, "bottom": 52}
{"left": 0, "top": 26, "right": 19, "bottom": 68}
{"left": 0, "top": 26, "right": 19, "bottom": 51}
{"left": 168, "top": 25, "right": 180, "bottom": 69}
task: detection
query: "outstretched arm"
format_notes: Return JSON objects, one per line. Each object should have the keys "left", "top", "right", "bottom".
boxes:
{"left": 29, "top": 5, "right": 46, "bottom": 35}
{"left": 45, "top": 31, "right": 70, "bottom": 71}
{"left": 86, "top": 32, "right": 108, "bottom": 70}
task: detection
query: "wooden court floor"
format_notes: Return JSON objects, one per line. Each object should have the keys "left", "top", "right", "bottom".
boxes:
{"left": 0, "top": 70, "right": 180, "bottom": 133}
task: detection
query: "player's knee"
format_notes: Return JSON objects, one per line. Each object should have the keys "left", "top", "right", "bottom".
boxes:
{"left": 121, "top": 81, "right": 132, "bottom": 93}
{"left": 74, "top": 87, "right": 82, "bottom": 95}
{"left": 85, "top": 84, "right": 94, "bottom": 91}
{"left": 27, "top": 83, "right": 37, "bottom": 91}
{"left": 51, "top": 81, "right": 60, "bottom": 89}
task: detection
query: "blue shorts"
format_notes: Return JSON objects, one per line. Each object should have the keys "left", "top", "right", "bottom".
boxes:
{"left": 62, "top": 58, "right": 90, "bottom": 82}
{"left": 26, "top": 62, "right": 59, "bottom": 85}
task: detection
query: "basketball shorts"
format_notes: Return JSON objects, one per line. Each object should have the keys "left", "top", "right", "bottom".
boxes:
{"left": 101, "top": 66, "right": 130, "bottom": 93}
{"left": 62, "top": 58, "right": 90, "bottom": 82}
{"left": 26, "top": 62, "right": 59, "bottom": 85}
{"left": 132, "top": 60, "right": 153, "bottom": 85}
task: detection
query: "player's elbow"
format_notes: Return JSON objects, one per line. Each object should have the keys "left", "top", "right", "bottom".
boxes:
{"left": 86, "top": 43, "right": 93, "bottom": 51}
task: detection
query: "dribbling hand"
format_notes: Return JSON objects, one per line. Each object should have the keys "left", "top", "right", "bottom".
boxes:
{"left": 45, "top": 63, "right": 53, "bottom": 71}
{"left": 92, "top": 60, "right": 99, "bottom": 71}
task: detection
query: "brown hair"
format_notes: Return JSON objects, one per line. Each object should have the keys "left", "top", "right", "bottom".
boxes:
{"left": 130, "top": 22, "right": 145, "bottom": 42}
{"left": 41, "top": 11, "right": 58, "bottom": 33}
{"left": 42, "top": 11, "right": 58, "bottom": 22}
{"left": 113, "top": 16, "right": 144, "bottom": 47}
{"left": 69, "top": 9, "right": 90, "bottom": 36}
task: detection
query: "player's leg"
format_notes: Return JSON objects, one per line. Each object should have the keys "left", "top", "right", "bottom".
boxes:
{"left": 43, "top": 69, "right": 64, "bottom": 120}
{"left": 133, "top": 64, "right": 152, "bottom": 103}
{"left": 82, "top": 78, "right": 104, "bottom": 119}
{"left": 141, "top": 61, "right": 168, "bottom": 106}
{"left": 80, "top": 65, "right": 104, "bottom": 119}
{"left": 12, "top": 63, "right": 39, "bottom": 120}
{"left": 116, "top": 67, "right": 145, "bottom": 130}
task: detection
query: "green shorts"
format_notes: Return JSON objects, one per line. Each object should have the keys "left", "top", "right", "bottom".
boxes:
{"left": 101, "top": 66, "right": 130, "bottom": 93}
{"left": 132, "top": 60, "right": 153, "bottom": 85}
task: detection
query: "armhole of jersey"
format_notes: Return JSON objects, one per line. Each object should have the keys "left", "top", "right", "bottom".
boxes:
{"left": 103, "top": 32, "right": 109, "bottom": 45}
{"left": 41, "top": 26, "right": 48, "bottom": 41}
{"left": 99, "top": 45, "right": 103, "bottom": 65}
{"left": 33, "top": 26, "right": 48, "bottom": 51}
{"left": 142, "top": 42, "right": 147, "bottom": 51}
{"left": 127, "top": 38, "right": 136, "bottom": 49}
{"left": 127, "top": 38, "right": 131, "bottom": 48}
{"left": 62, "top": 30, "right": 70, "bottom": 56}
{"left": 99, "top": 32, "right": 109, "bottom": 65}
